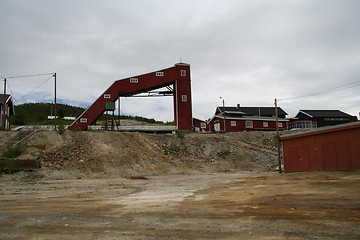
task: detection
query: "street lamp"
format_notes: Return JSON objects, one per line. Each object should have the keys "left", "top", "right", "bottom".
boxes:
{"left": 220, "top": 97, "right": 226, "bottom": 132}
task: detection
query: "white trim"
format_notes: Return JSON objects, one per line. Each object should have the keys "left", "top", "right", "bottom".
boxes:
{"left": 231, "top": 121, "right": 236, "bottom": 126}
{"left": 299, "top": 110, "right": 313, "bottom": 118}
{"left": 156, "top": 72, "right": 164, "bottom": 76}
{"left": 130, "top": 78, "right": 138, "bottom": 83}
{"left": 175, "top": 81, "right": 178, "bottom": 128}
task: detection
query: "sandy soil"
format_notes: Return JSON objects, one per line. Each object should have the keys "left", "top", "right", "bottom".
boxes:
{"left": 0, "top": 130, "right": 359, "bottom": 239}
{"left": 0, "top": 170, "right": 359, "bottom": 239}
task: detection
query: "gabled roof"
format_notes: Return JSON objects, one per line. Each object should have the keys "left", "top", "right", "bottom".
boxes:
{"left": 296, "top": 110, "right": 353, "bottom": 118}
{"left": 217, "top": 106, "right": 287, "bottom": 116}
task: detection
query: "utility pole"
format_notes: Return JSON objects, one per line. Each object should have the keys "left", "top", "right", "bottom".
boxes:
{"left": 54, "top": 73, "right": 57, "bottom": 130}
{"left": 118, "top": 97, "right": 120, "bottom": 128}
{"left": 3, "top": 78, "right": 6, "bottom": 130}
{"left": 274, "top": 98, "right": 282, "bottom": 173}
{"left": 220, "top": 97, "right": 226, "bottom": 132}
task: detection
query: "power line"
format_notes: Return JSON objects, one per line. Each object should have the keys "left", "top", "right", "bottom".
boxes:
{"left": 15, "top": 75, "right": 54, "bottom": 103}
{"left": 279, "top": 80, "right": 360, "bottom": 102}
{"left": 0, "top": 72, "right": 54, "bottom": 80}
{"left": 192, "top": 72, "right": 264, "bottom": 98}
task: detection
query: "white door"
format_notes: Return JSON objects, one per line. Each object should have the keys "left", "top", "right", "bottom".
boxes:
{"left": 214, "top": 123, "right": 220, "bottom": 132}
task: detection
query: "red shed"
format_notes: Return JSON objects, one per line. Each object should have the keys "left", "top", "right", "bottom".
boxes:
{"left": 280, "top": 122, "right": 360, "bottom": 172}
{"left": 193, "top": 118, "right": 210, "bottom": 132}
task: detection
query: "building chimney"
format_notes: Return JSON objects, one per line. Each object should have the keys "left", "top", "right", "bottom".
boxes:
{"left": 237, "top": 104, "right": 240, "bottom": 108}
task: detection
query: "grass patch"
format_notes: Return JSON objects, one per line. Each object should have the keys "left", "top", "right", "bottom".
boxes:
{"left": 2, "top": 145, "right": 24, "bottom": 159}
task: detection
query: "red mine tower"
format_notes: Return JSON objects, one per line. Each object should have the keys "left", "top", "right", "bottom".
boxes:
{"left": 68, "top": 63, "right": 192, "bottom": 131}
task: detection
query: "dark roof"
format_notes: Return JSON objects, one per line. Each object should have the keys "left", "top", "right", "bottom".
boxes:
{"left": 0, "top": 94, "right": 11, "bottom": 104}
{"left": 218, "top": 106, "right": 287, "bottom": 116}
{"left": 297, "top": 110, "right": 353, "bottom": 118}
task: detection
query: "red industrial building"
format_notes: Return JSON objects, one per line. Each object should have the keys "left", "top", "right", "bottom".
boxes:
{"left": 69, "top": 63, "right": 192, "bottom": 131}
{"left": 280, "top": 122, "right": 360, "bottom": 172}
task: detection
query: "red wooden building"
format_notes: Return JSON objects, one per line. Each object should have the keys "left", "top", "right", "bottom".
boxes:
{"left": 280, "top": 122, "right": 360, "bottom": 172}
{"left": 193, "top": 118, "right": 210, "bottom": 132}
{"left": 206, "top": 106, "right": 288, "bottom": 132}
{"left": 289, "top": 110, "right": 357, "bottom": 129}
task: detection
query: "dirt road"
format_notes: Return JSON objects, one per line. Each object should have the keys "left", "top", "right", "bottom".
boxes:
{"left": 1, "top": 170, "right": 359, "bottom": 239}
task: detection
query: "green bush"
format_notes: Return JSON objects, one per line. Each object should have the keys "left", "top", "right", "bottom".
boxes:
{"left": 176, "top": 130, "right": 185, "bottom": 139}
{"left": 57, "top": 123, "right": 65, "bottom": 135}
{"left": 2, "top": 145, "right": 24, "bottom": 159}
{"left": 168, "top": 141, "right": 179, "bottom": 153}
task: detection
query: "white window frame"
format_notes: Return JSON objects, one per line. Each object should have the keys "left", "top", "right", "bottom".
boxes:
{"left": 80, "top": 118, "right": 87, "bottom": 123}
{"left": 182, "top": 95, "right": 187, "bottom": 102}
{"left": 278, "top": 122, "right": 283, "bottom": 127}
{"left": 201, "top": 122, "right": 206, "bottom": 129}
{"left": 104, "top": 94, "right": 111, "bottom": 99}
{"left": 231, "top": 121, "right": 236, "bottom": 126}
{"left": 245, "top": 120, "right": 253, "bottom": 128}
{"left": 181, "top": 70, "right": 186, "bottom": 76}
{"left": 130, "top": 78, "right": 138, "bottom": 83}
{"left": 156, "top": 72, "right": 164, "bottom": 76}
{"left": 263, "top": 122, "right": 268, "bottom": 128}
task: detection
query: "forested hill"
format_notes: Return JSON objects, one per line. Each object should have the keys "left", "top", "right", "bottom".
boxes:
{"left": 10, "top": 103, "right": 172, "bottom": 126}
{"left": 11, "top": 103, "right": 85, "bottom": 125}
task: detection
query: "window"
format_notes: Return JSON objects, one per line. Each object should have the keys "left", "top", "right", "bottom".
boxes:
{"left": 181, "top": 70, "right": 186, "bottom": 76}
{"left": 278, "top": 122, "right": 283, "bottom": 127}
{"left": 201, "top": 123, "right": 206, "bottom": 128}
{"left": 182, "top": 95, "right": 187, "bottom": 102}
{"left": 104, "top": 94, "right": 111, "bottom": 99}
{"left": 156, "top": 72, "right": 164, "bottom": 76}
{"left": 324, "top": 118, "right": 349, "bottom": 121}
{"left": 263, "top": 122, "right": 268, "bottom": 127}
{"left": 231, "top": 121, "right": 236, "bottom": 126}
{"left": 80, "top": 118, "right": 87, "bottom": 123}
{"left": 245, "top": 120, "right": 253, "bottom": 128}
{"left": 292, "top": 121, "right": 316, "bottom": 129}
{"left": 130, "top": 78, "right": 138, "bottom": 83}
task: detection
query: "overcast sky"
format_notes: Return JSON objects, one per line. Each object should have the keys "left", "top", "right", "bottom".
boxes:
{"left": 1, "top": 0, "right": 359, "bottom": 121}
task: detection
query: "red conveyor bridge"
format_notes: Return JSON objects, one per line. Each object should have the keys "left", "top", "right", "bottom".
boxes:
{"left": 68, "top": 63, "right": 192, "bottom": 131}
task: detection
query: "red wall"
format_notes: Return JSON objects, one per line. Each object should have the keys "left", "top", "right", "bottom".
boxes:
{"left": 174, "top": 64, "right": 192, "bottom": 130}
{"left": 209, "top": 117, "right": 287, "bottom": 132}
{"left": 281, "top": 124, "right": 360, "bottom": 172}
